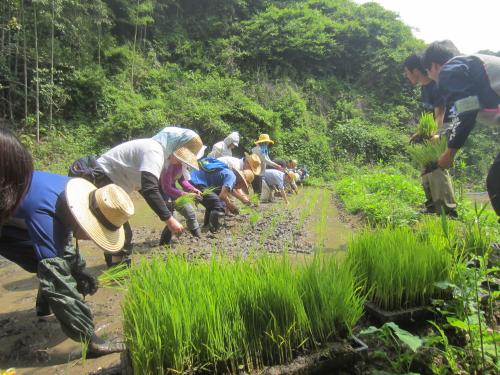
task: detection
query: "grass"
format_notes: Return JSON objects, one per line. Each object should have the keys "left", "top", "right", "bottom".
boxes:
{"left": 407, "top": 137, "right": 447, "bottom": 171}
{"left": 346, "top": 224, "right": 452, "bottom": 310}
{"left": 120, "top": 253, "right": 365, "bottom": 374}
{"left": 416, "top": 112, "right": 438, "bottom": 138}
{"left": 336, "top": 170, "right": 424, "bottom": 226}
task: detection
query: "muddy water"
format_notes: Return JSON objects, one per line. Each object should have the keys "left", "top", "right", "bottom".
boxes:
{"left": 0, "top": 187, "right": 357, "bottom": 374}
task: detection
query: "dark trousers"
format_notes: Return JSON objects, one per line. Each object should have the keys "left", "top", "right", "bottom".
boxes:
{"left": 486, "top": 152, "right": 500, "bottom": 217}
{"left": 191, "top": 183, "right": 225, "bottom": 226}
{"left": 252, "top": 175, "right": 263, "bottom": 194}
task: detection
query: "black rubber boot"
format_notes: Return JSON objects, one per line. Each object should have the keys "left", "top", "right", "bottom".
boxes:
{"left": 209, "top": 210, "right": 225, "bottom": 233}
{"left": 105, "top": 252, "right": 131, "bottom": 268}
{"left": 87, "top": 334, "right": 125, "bottom": 358}
{"left": 190, "top": 228, "right": 202, "bottom": 238}
{"left": 159, "top": 227, "right": 173, "bottom": 246}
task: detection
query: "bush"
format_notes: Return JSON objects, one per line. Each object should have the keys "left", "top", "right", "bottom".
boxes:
{"left": 330, "top": 119, "right": 407, "bottom": 163}
{"left": 336, "top": 168, "right": 424, "bottom": 225}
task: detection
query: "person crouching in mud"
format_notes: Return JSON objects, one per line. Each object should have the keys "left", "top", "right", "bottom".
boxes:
{"left": 0, "top": 172, "right": 134, "bottom": 357}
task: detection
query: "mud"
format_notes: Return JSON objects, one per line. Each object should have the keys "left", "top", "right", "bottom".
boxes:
{"left": 0, "top": 187, "right": 355, "bottom": 374}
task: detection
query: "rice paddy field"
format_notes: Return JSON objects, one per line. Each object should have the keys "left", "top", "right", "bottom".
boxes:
{"left": 1, "top": 183, "right": 498, "bottom": 374}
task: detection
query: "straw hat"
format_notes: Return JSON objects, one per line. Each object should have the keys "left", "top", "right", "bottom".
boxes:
{"left": 254, "top": 134, "right": 274, "bottom": 145}
{"left": 233, "top": 168, "right": 252, "bottom": 194}
{"left": 244, "top": 153, "right": 262, "bottom": 175}
{"left": 174, "top": 135, "right": 203, "bottom": 170}
{"left": 66, "top": 178, "right": 135, "bottom": 253}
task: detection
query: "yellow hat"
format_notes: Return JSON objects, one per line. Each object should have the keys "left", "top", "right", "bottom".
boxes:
{"left": 244, "top": 152, "right": 262, "bottom": 175}
{"left": 66, "top": 178, "right": 135, "bottom": 253}
{"left": 174, "top": 135, "right": 204, "bottom": 170}
{"left": 254, "top": 134, "right": 274, "bottom": 145}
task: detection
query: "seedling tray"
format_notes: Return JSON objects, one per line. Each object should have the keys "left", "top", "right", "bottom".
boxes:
{"left": 119, "top": 336, "right": 368, "bottom": 375}
{"left": 364, "top": 301, "right": 434, "bottom": 325}
{"left": 259, "top": 335, "right": 368, "bottom": 375}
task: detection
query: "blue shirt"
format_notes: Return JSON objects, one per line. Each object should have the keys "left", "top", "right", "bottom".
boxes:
{"left": 264, "top": 169, "right": 285, "bottom": 189}
{"left": 438, "top": 55, "right": 500, "bottom": 149}
{"left": 421, "top": 81, "right": 452, "bottom": 123}
{"left": 14, "top": 171, "right": 71, "bottom": 260}
{"left": 189, "top": 168, "right": 237, "bottom": 190}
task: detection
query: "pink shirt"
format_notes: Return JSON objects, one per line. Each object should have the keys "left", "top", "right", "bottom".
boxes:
{"left": 159, "top": 164, "right": 197, "bottom": 199}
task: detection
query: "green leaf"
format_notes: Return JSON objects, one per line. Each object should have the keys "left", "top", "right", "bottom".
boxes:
{"left": 446, "top": 317, "right": 468, "bottom": 331}
{"left": 386, "top": 322, "right": 423, "bottom": 352}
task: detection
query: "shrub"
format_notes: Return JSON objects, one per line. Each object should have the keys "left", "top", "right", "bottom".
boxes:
{"left": 336, "top": 169, "right": 424, "bottom": 225}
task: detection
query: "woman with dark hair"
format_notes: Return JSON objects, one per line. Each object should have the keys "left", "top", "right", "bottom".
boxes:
{"left": 0, "top": 127, "right": 33, "bottom": 224}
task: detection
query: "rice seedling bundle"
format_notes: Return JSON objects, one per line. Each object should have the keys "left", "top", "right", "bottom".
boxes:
{"left": 417, "top": 112, "right": 438, "bottom": 139}
{"left": 121, "top": 253, "right": 364, "bottom": 374}
{"left": 407, "top": 137, "right": 447, "bottom": 172}
{"left": 346, "top": 225, "right": 452, "bottom": 311}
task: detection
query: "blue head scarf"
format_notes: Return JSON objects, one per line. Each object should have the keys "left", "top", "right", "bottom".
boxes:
{"left": 152, "top": 126, "right": 198, "bottom": 157}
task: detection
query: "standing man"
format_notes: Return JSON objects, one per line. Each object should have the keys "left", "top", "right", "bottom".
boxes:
{"left": 404, "top": 52, "right": 458, "bottom": 216}
{"left": 208, "top": 131, "right": 240, "bottom": 158}
{"left": 422, "top": 40, "right": 500, "bottom": 218}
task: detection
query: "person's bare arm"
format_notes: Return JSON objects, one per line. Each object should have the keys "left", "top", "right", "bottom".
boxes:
{"left": 434, "top": 105, "right": 445, "bottom": 131}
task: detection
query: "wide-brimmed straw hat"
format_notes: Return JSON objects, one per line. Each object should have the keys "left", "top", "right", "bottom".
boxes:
{"left": 233, "top": 168, "right": 253, "bottom": 195}
{"left": 66, "top": 178, "right": 135, "bottom": 253}
{"left": 254, "top": 134, "right": 274, "bottom": 145}
{"left": 174, "top": 135, "right": 203, "bottom": 170}
{"left": 244, "top": 153, "right": 262, "bottom": 175}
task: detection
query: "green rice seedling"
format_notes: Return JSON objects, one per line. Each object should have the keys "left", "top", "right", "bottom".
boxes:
{"left": 201, "top": 186, "right": 217, "bottom": 196}
{"left": 346, "top": 225, "right": 452, "bottom": 310}
{"left": 122, "top": 253, "right": 365, "bottom": 374}
{"left": 173, "top": 193, "right": 196, "bottom": 210}
{"left": 98, "top": 263, "right": 130, "bottom": 289}
{"left": 407, "top": 137, "right": 447, "bottom": 172}
{"left": 417, "top": 112, "right": 438, "bottom": 138}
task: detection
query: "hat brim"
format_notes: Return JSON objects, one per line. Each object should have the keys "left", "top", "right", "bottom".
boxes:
{"left": 244, "top": 152, "right": 262, "bottom": 175}
{"left": 232, "top": 168, "right": 249, "bottom": 195}
{"left": 174, "top": 147, "right": 199, "bottom": 170}
{"left": 254, "top": 139, "right": 274, "bottom": 145}
{"left": 66, "top": 178, "right": 125, "bottom": 253}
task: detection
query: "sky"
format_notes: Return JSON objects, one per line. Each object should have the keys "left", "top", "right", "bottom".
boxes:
{"left": 354, "top": 0, "right": 499, "bottom": 54}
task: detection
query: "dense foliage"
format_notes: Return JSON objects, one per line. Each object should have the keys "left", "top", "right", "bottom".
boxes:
{"left": 0, "top": 1, "right": 495, "bottom": 181}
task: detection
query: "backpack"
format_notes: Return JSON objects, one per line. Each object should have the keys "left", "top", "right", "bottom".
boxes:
{"left": 198, "top": 157, "right": 229, "bottom": 173}
{"left": 68, "top": 156, "right": 100, "bottom": 183}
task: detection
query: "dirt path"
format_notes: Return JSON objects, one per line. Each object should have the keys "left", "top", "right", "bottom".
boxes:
{"left": 0, "top": 187, "right": 357, "bottom": 374}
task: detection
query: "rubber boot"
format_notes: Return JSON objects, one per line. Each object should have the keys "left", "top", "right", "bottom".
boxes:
{"left": 190, "top": 228, "right": 202, "bottom": 238}
{"left": 209, "top": 210, "right": 225, "bottom": 233}
{"left": 87, "top": 334, "right": 125, "bottom": 358}
{"left": 159, "top": 227, "right": 173, "bottom": 246}
{"left": 104, "top": 251, "right": 131, "bottom": 268}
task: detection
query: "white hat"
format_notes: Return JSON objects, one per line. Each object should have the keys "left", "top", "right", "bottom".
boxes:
{"left": 66, "top": 178, "right": 135, "bottom": 253}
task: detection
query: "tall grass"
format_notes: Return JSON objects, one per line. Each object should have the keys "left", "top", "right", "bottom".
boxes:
{"left": 121, "top": 253, "right": 365, "bottom": 374}
{"left": 347, "top": 225, "right": 452, "bottom": 310}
